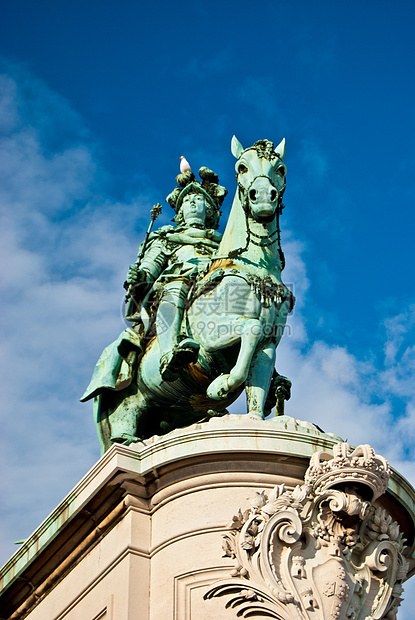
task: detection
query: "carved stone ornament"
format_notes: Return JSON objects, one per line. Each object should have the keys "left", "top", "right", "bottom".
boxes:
{"left": 205, "top": 443, "right": 409, "bottom": 619}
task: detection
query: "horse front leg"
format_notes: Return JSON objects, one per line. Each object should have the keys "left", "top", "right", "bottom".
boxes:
{"left": 245, "top": 341, "right": 276, "bottom": 419}
{"left": 206, "top": 318, "right": 262, "bottom": 400}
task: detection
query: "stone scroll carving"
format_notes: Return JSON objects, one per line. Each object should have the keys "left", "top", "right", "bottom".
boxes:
{"left": 205, "top": 443, "right": 409, "bottom": 619}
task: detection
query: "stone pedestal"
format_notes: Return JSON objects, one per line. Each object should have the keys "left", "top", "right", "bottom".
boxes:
{"left": 1, "top": 415, "right": 414, "bottom": 619}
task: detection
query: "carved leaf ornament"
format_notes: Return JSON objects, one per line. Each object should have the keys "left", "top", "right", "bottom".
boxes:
{"left": 205, "top": 443, "right": 408, "bottom": 619}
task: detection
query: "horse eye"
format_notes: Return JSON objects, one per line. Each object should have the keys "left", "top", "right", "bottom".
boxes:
{"left": 276, "top": 165, "right": 286, "bottom": 177}
{"left": 238, "top": 163, "right": 248, "bottom": 174}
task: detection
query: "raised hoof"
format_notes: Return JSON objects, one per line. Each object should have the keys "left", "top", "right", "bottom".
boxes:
{"left": 207, "top": 374, "right": 232, "bottom": 400}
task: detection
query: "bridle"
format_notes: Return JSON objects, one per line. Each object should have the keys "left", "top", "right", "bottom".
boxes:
{"left": 225, "top": 174, "right": 285, "bottom": 265}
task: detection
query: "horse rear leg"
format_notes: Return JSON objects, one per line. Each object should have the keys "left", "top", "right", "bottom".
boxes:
{"left": 245, "top": 342, "right": 276, "bottom": 419}
{"left": 206, "top": 318, "right": 262, "bottom": 400}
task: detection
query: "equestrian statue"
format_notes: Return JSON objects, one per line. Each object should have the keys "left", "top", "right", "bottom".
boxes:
{"left": 81, "top": 137, "right": 295, "bottom": 454}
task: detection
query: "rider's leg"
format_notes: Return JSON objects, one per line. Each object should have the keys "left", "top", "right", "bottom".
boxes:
{"left": 157, "top": 280, "right": 199, "bottom": 380}
{"left": 157, "top": 280, "right": 187, "bottom": 353}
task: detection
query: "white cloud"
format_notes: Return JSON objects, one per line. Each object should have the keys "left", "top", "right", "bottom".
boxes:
{"left": 382, "top": 305, "right": 415, "bottom": 395}
{"left": 278, "top": 291, "right": 415, "bottom": 486}
{"left": 0, "top": 65, "right": 150, "bottom": 562}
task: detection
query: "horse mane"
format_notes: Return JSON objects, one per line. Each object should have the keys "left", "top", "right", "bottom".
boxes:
{"left": 251, "top": 139, "right": 276, "bottom": 161}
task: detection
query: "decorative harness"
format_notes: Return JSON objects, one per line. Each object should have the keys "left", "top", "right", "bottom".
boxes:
{"left": 190, "top": 267, "right": 295, "bottom": 313}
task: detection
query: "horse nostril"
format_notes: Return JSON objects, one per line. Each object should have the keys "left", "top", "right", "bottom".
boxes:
{"left": 270, "top": 189, "right": 277, "bottom": 202}
{"left": 249, "top": 189, "right": 257, "bottom": 201}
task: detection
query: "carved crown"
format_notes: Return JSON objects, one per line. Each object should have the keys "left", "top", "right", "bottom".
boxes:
{"left": 305, "top": 442, "right": 390, "bottom": 501}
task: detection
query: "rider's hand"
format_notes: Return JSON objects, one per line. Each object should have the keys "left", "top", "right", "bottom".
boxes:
{"left": 206, "top": 229, "right": 222, "bottom": 243}
{"left": 125, "top": 265, "right": 146, "bottom": 286}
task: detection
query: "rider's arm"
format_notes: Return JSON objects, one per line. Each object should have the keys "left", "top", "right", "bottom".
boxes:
{"left": 138, "top": 239, "right": 168, "bottom": 280}
{"left": 126, "top": 238, "right": 168, "bottom": 286}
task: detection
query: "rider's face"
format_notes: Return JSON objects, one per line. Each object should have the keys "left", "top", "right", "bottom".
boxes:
{"left": 181, "top": 193, "right": 207, "bottom": 225}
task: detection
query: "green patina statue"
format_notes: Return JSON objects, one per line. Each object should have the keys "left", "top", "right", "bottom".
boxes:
{"left": 82, "top": 137, "right": 294, "bottom": 454}
{"left": 125, "top": 169, "right": 227, "bottom": 381}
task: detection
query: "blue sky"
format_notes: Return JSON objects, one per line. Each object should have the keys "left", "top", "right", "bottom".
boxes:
{"left": 1, "top": 1, "right": 415, "bottom": 615}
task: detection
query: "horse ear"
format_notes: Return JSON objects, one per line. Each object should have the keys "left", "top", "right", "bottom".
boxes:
{"left": 274, "top": 137, "right": 286, "bottom": 161}
{"left": 231, "top": 135, "right": 244, "bottom": 159}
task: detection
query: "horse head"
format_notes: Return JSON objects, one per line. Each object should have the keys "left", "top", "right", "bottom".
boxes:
{"left": 231, "top": 136, "right": 286, "bottom": 222}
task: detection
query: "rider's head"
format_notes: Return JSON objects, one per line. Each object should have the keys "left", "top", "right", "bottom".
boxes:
{"left": 166, "top": 167, "right": 227, "bottom": 229}
{"left": 174, "top": 184, "right": 219, "bottom": 228}
{"left": 180, "top": 191, "right": 207, "bottom": 226}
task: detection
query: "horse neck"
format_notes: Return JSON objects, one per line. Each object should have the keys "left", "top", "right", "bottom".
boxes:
{"left": 214, "top": 191, "right": 282, "bottom": 278}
